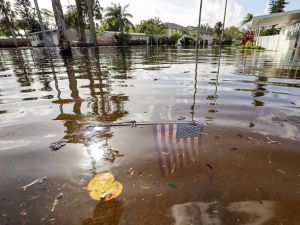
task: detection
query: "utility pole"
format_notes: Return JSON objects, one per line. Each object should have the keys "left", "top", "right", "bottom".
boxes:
{"left": 52, "top": 0, "right": 72, "bottom": 56}
{"left": 86, "top": 0, "right": 98, "bottom": 48}
{"left": 33, "top": 0, "right": 51, "bottom": 57}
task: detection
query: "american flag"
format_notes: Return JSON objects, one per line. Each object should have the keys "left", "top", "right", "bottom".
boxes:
{"left": 153, "top": 122, "right": 204, "bottom": 177}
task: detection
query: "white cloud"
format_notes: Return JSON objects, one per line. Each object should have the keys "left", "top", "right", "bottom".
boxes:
{"left": 25, "top": 0, "right": 246, "bottom": 27}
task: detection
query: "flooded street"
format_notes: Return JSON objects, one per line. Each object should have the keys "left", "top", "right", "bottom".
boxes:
{"left": 0, "top": 46, "right": 300, "bottom": 225}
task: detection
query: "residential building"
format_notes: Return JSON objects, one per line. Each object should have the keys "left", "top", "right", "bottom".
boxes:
{"left": 97, "top": 31, "right": 150, "bottom": 46}
{"left": 252, "top": 9, "right": 300, "bottom": 52}
{"left": 164, "top": 22, "right": 213, "bottom": 45}
{"left": 164, "top": 22, "right": 186, "bottom": 37}
{"left": 186, "top": 26, "right": 213, "bottom": 45}
{"left": 27, "top": 30, "right": 90, "bottom": 47}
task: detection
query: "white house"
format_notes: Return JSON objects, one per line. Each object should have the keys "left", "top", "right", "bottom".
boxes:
{"left": 27, "top": 30, "right": 89, "bottom": 47}
{"left": 252, "top": 9, "right": 300, "bottom": 52}
{"left": 27, "top": 30, "right": 58, "bottom": 47}
{"left": 97, "top": 31, "right": 150, "bottom": 46}
{"left": 186, "top": 26, "right": 213, "bottom": 45}
{"left": 164, "top": 22, "right": 213, "bottom": 45}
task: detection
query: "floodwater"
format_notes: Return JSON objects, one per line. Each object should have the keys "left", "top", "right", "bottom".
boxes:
{"left": 0, "top": 46, "right": 300, "bottom": 225}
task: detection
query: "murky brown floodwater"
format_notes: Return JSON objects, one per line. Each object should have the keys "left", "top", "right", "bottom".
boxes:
{"left": 0, "top": 46, "right": 300, "bottom": 225}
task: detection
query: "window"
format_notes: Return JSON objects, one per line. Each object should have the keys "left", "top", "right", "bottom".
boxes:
{"left": 287, "top": 22, "right": 300, "bottom": 40}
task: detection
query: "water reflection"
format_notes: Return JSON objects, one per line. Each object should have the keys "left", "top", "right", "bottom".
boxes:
{"left": 172, "top": 200, "right": 277, "bottom": 225}
{"left": 82, "top": 199, "right": 124, "bottom": 225}
{"left": 0, "top": 46, "right": 299, "bottom": 142}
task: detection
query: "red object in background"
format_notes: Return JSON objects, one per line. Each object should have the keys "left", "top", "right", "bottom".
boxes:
{"left": 242, "top": 34, "right": 255, "bottom": 45}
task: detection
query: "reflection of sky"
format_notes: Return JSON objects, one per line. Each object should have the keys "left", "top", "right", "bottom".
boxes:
{"left": 0, "top": 140, "right": 30, "bottom": 151}
{"left": 87, "top": 141, "right": 106, "bottom": 161}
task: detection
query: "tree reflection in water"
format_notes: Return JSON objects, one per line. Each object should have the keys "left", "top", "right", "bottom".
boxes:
{"left": 49, "top": 48, "right": 129, "bottom": 174}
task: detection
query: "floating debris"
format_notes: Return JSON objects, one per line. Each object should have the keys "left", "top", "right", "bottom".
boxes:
{"left": 87, "top": 173, "right": 123, "bottom": 201}
{"left": 127, "top": 168, "right": 134, "bottom": 178}
{"left": 19, "top": 210, "right": 27, "bottom": 216}
{"left": 249, "top": 122, "right": 255, "bottom": 127}
{"left": 230, "top": 147, "right": 238, "bottom": 151}
{"left": 167, "top": 181, "right": 177, "bottom": 188}
{"left": 17, "top": 177, "right": 47, "bottom": 191}
{"left": 171, "top": 164, "right": 176, "bottom": 174}
{"left": 57, "top": 184, "right": 67, "bottom": 191}
{"left": 177, "top": 116, "right": 186, "bottom": 121}
{"left": 51, "top": 193, "right": 63, "bottom": 212}
{"left": 237, "top": 134, "right": 243, "bottom": 138}
{"left": 267, "top": 137, "right": 282, "bottom": 145}
{"left": 206, "top": 164, "right": 213, "bottom": 170}
{"left": 183, "top": 71, "right": 190, "bottom": 73}
{"left": 49, "top": 140, "right": 66, "bottom": 151}
{"left": 28, "top": 195, "right": 40, "bottom": 201}
{"left": 276, "top": 169, "right": 286, "bottom": 174}
{"left": 103, "top": 148, "right": 124, "bottom": 163}
{"left": 268, "top": 154, "right": 272, "bottom": 165}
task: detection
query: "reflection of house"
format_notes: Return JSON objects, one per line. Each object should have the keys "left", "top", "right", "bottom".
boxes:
{"left": 164, "top": 22, "right": 213, "bottom": 45}
{"left": 0, "top": 36, "right": 30, "bottom": 48}
{"left": 252, "top": 9, "right": 300, "bottom": 51}
{"left": 27, "top": 30, "right": 90, "bottom": 47}
{"left": 97, "top": 31, "right": 150, "bottom": 46}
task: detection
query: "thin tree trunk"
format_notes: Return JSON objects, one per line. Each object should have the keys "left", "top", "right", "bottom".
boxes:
{"left": 86, "top": 0, "right": 97, "bottom": 47}
{"left": 52, "top": 0, "right": 72, "bottom": 56}
{"left": 75, "top": 0, "right": 86, "bottom": 42}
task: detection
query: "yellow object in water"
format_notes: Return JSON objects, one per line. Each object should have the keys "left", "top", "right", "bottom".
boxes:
{"left": 87, "top": 173, "right": 123, "bottom": 201}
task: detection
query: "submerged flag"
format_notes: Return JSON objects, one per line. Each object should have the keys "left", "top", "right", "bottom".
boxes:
{"left": 153, "top": 122, "right": 204, "bottom": 177}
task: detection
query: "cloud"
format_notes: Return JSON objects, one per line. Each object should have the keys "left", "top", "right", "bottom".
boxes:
{"left": 27, "top": 0, "right": 246, "bottom": 27}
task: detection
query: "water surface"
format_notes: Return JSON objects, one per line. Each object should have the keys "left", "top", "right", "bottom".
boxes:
{"left": 0, "top": 46, "right": 300, "bottom": 225}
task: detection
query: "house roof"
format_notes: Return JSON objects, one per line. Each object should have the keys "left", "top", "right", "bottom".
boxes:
{"left": 252, "top": 9, "right": 300, "bottom": 28}
{"left": 164, "top": 22, "right": 185, "bottom": 30}
{"left": 27, "top": 30, "right": 58, "bottom": 35}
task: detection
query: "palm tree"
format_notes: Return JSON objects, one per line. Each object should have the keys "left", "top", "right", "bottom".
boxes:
{"left": 0, "top": 0, "right": 18, "bottom": 47}
{"left": 241, "top": 13, "right": 253, "bottom": 26}
{"left": 86, "top": 0, "right": 97, "bottom": 47}
{"left": 75, "top": 0, "right": 86, "bottom": 42}
{"left": 52, "top": 0, "right": 72, "bottom": 56}
{"left": 104, "top": 3, "right": 133, "bottom": 33}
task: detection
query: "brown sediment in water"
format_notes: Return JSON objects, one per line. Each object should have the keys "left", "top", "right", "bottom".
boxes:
{"left": 0, "top": 125, "right": 300, "bottom": 225}
{"left": 0, "top": 46, "right": 300, "bottom": 225}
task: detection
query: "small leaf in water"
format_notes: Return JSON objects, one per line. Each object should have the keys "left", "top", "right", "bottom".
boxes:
{"left": 167, "top": 181, "right": 177, "bottom": 188}
{"left": 86, "top": 173, "right": 123, "bottom": 201}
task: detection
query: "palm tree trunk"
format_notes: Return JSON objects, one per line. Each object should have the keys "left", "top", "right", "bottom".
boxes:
{"left": 86, "top": 0, "right": 97, "bottom": 47}
{"left": 4, "top": 14, "right": 18, "bottom": 48}
{"left": 75, "top": 0, "right": 86, "bottom": 42}
{"left": 220, "top": 0, "right": 228, "bottom": 48}
{"left": 9, "top": 26, "right": 18, "bottom": 48}
{"left": 52, "top": 0, "right": 72, "bottom": 55}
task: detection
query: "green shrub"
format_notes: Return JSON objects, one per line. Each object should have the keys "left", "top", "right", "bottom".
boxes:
{"left": 170, "top": 32, "right": 182, "bottom": 44}
{"left": 182, "top": 35, "right": 194, "bottom": 46}
{"left": 245, "top": 40, "right": 252, "bottom": 47}
{"left": 129, "top": 39, "right": 147, "bottom": 45}
{"left": 114, "top": 33, "right": 131, "bottom": 46}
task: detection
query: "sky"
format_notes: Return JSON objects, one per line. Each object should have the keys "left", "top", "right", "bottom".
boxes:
{"left": 22, "top": 0, "right": 300, "bottom": 27}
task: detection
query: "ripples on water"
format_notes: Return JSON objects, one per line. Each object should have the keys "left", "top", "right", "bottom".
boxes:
{"left": 1, "top": 46, "right": 300, "bottom": 225}
{"left": 0, "top": 47, "right": 299, "bottom": 142}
